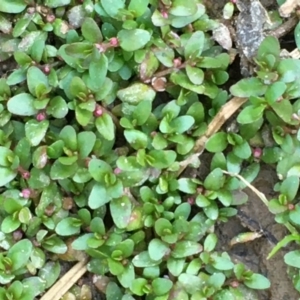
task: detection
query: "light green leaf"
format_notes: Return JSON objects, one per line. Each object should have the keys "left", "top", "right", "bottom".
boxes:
{"left": 88, "top": 183, "right": 111, "bottom": 209}
{"left": 169, "top": 0, "right": 197, "bottom": 16}
{"left": 0, "top": 0, "right": 27, "bottom": 13}
{"left": 25, "top": 120, "right": 49, "bottom": 146}
{"left": 110, "top": 196, "right": 132, "bottom": 229}
{"left": 117, "top": 83, "right": 156, "bottom": 104}
{"left": 244, "top": 273, "right": 271, "bottom": 290}
{"left": 81, "top": 17, "right": 103, "bottom": 43}
{"left": 44, "top": 0, "right": 71, "bottom": 8}
{"left": 7, "top": 93, "right": 37, "bottom": 116}
{"left": 118, "top": 29, "right": 151, "bottom": 52}
{"left": 95, "top": 112, "right": 115, "bottom": 141}
{"left": 0, "top": 167, "right": 18, "bottom": 187}
{"left": 230, "top": 78, "right": 267, "bottom": 97}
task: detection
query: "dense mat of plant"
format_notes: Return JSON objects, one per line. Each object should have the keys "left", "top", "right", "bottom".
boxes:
{"left": 1, "top": 0, "right": 300, "bottom": 299}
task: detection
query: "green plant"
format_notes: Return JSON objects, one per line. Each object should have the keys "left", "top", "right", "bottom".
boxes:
{"left": 1, "top": 0, "right": 300, "bottom": 299}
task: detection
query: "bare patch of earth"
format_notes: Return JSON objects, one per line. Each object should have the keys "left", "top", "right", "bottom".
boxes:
{"left": 216, "top": 165, "right": 299, "bottom": 300}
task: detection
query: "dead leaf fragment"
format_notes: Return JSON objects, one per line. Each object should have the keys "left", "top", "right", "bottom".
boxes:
{"left": 279, "top": 0, "right": 300, "bottom": 17}
{"left": 213, "top": 23, "right": 233, "bottom": 50}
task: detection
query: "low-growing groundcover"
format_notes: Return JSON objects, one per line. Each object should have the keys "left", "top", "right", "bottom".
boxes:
{"left": 0, "top": 0, "right": 300, "bottom": 299}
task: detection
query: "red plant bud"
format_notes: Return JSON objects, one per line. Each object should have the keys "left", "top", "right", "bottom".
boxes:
{"left": 173, "top": 58, "right": 182, "bottom": 68}
{"left": 253, "top": 147, "right": 262, "bottom": 158}
{"left": 44, "top": 64, "right": 51, "bottom": 74}
{"left": 161, "top": 11, "right": 168, "bottom": 19}
{"left": 94, "top": 104, "right": 103, "bottom": 117}
{"left": 20, "top": 188, "right": 31, "bottom": 199}
{"left": 230, "top": 280, "right": 239, "bottom": 288}
{"left": 110, "top": 37, "right": 119, "bottom": 46}
{"left": 36, "top": 112, "right": 46, "bottom": 121}
{"left": 114, "top": 168, "right": 122, "bottom": 174}
{"left": 22, "top": 171, "right": 31, "bottom": 179}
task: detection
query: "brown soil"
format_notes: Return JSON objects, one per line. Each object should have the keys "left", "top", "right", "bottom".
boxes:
{"left": 216, "top": 165, "right": 299, "bottom": 300}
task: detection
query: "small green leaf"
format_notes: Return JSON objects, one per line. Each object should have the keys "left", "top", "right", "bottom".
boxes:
{"left": 59, "top": 125, "right": 77, "bottom": 151}
{"left": 38, "top": 262, "right": 61, "bottom": 289}
{"left": 124, "top": 129, "right": 148, "bottom": 150}
{"left": 0, "top": 0, "right": 27, "bottom": 13}
{"left": 230, "top": 78, "right": 267, "bottom": 97}
{"left": 170, "top": 116, "right": 195, "bottom": 133}
{"left": 7, "top": 93, "right": 37, "bottom": 116}
{"left": 132, "top": 251, "right": 161, "bottom": 268}
{"left": 77, "top": 131, "right": 96, "bottom": 159}
{"left": 204, "top": 233, "right": 218, "bottom": 252}
{"left": 289, "top": 204, "right": 300, "bottom": 225}
{"left": 257, "top": 36, "right": 280, "bottom": 61}
{"left": 118, "top": 29, "right": 151, "bottom": 52}
{"left": 82, "top": 17, "right": 103, "bottom": 43}
{"left": 45, "top": 0, "right": 71, "bottom": 8}
{"left": 25, "top": 120, "right": 49, "bottom": 146}
{"left": 47, "top": 96, "right": 68, "bottom": 118}
{"left": 117, "top": 83, "right": 156, "bottom": 104}
{"left": 101, "top": 0, "right": 125, "bottom": 17}
{"left": 27, "top": 66, "right": 50, "bottom": 97}
{"left": 130, "top": 278, "right": 148, "bottom": 296}
{"left": 233, "top": 141, "right": 252, "bottom": 159}
{"left": 206, "top": 132, "right": 228, "bottom": 152}
{"left": 88, "top": 182, "right": 110, "bottom": 209}
{"left": 55, "top": 218, "right": 81, "bottom": 236}
{"left": 0, "top": 167, "right": 18, "bottom": 187}
{"left": 237, "top": 104, "right": 266, "bottom": 124}
{"left": 210, "top": 253, "right": 234, "bottom": 270}
{"left": 88, "top": 159, "right": 112, "bottom": 183}
{"left": 184, "top": 31, "right": 205, "bottom": 59}
{"left": 265, "top": 82, "right": 286, "bottom": 105}
{"left": 155, "top": 218, "right": 173, "bottom": 236}
{"left": 50, "top": 160, "right": 77, "bottom": 180}
{"left": 152, "top": 278, "right": 173, "bottom": 296}
{"left": 185, "top": 65, "right": 204, "bottom": 85}
{"left": 148, "top": 239, "right": 170, "bottom": 261}
{"left": 280, "top": 176, "right": 299, "bottom": 201}
{"left": 1, "top": 216, "right": 20, "bottom": 233}
{"left": 172, "top": 241, "right": 203, "bottom": 258}
{"left": 128, "top": 0, "right": 149, "bottom": 17}
{"left": 132, "top": 100, "right": 152, "bottom": 126}
{"left": 244, "top": 273, "right": 271, "bottom": 290}
{"left": 147, "top": 150, "right": 177, "bottom": 169}
{"left": 271, "top": 99, "right": 294, "bottom": 124}
{"left": 7, "top": 239, "right": 33, "bottom": 271}
{"left": 110, "top": 196, "right": 132, "bottom": 229}
{"left": 167, "top": 258, "right": 185, "bottom": 277}
{"left": 284, "top": 250, "right": 300, "bottom": 268}
{"left": 170, "top": 71, "right": 205, "bottom": 94}
{"left": 169, "top": 0, "right": 197, "bottom": 16}
{"left": 89, "top": 54, "right": 108, "bottom": 91}
{"left": 177, "top": 178, "right": 197, "bottom": 194}
{"left": 178, "top": 273, "right": 204, "bottom": 294}
{"left": 204, "top": 168, "right": 225, "bottom": 190}
{"left": 95, "top": 112, "right": 115, "bottom": 141}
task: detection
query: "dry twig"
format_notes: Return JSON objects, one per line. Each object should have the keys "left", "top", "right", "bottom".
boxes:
{"left": 40, "top": 257, "right": 89, "bottom": 300}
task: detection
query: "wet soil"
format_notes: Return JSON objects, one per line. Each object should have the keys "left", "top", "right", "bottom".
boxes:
{"left": 216, "top": 165, "right": 299, "bottom": 300}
